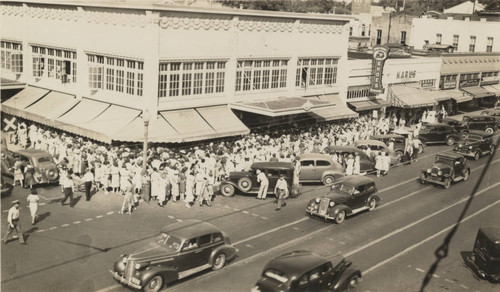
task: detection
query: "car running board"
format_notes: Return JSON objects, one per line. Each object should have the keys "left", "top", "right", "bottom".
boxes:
{"left": 178, "top": 264, "right": 212, "bottom": 279}
{"left": 350, "top": 206, "right": 369, "bottom": 214}
{"left": 453, "top": 176, "right": 464, "bottom": 182}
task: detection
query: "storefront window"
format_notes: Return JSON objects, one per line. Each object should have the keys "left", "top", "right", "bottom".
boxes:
{"left": 440, "top": 74, "right": 457, "bottom": 89}
{"left": 420, "top": 79, "right": 436, "bottom": 88}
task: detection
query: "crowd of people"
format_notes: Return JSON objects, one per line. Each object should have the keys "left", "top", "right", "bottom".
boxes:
{"left": 3, "top": 108, "right": 442, "bottom": 214}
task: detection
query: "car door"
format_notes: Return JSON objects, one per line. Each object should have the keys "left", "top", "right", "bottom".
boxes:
{"left": 178, "top": 238, "right": 201, "bottom": 271}
{"left": 358, "top": 152, "right": 374, "bottom": 172}
{"left": 299, "top": 159, "right": 316, "bottom": 181}
{"left": 194, "top": 234, "right": 214, "bottom": 267}
{"left": 452, "top": 158, "right": 463, "bottom": 176}
{"left": 293, "top": 264, "right": 329, "bottom": 292}
{"left": 351, "top": 185, "right": 367, "bottom": 209}
{"left": 249, "top": 169, "right": 260, "bottom": 192}
{"left": 315, "top": 160, "right": 333, "bottom": 181}
{"left": 266, "top": 169, "right": 280, "bottom": 191}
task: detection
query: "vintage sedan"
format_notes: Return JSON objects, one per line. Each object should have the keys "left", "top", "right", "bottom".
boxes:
{"left": 442, "top": 117, "right": 469, "bottom": 139}
{"left": 323, "top": 146, "right": 376, "bottom": 173}
{"left": 298, "top": 153, "right": 344, "bottom": 185}
{"left": 306, "top": 176, "right": 380, "bottom": 224}
{"left": 111, "top": 220, "right": 238, "bottom": 292}
{"left": 461, "top": 115, "right": 498, "bottom": 134}
{"left": 481, "top": 108, "right": 500, "bottom": 127}
{"left": 454, "top": 130, "right": 495, "bottom": 160}
{"left": 419, "top": 153, "right": 470, "bottom": 189}
{"left": 465, "top": 227, "right": 500, "bottom": 283}
{"left": 1, "top": 149, "right": 59, "bottom": 184}
{"left": 418, "top": 123, "right": 461, "bottom": 146}
{"left": 252, "top": 250, "right": 361, "bottom": 292}
{"left": 219, "top": 162, "right": 293, "bottom": 197}
{"left": 391, "top": 128, "right": 426, "bottom": 153}
{"left": 353, "top": 139, "right": 400, "bottom": 165}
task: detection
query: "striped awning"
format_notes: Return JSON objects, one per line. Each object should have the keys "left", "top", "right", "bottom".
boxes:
{"left": 389, "top": 84, "right": 437, "bottom": 108}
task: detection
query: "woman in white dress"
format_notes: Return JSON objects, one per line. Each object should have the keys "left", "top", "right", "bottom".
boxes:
{"left": 382, "top": 152, "right": 390, "bottom": 176}
{"left": 353, "top": 153, "right": 361, "bottom": 175}
{"left": 345, "top": 154, "right": 354, "bottom": 175}
{"left": 185, "top": 171, "right": 195, "bottom": 208}
{"left": 27, "top": 189, "right": 40, "bottom": 225}
{"left": 111, "top": 163, "right": 120, "bottom": 193}
{"left": 119, "top": 165, "right": 130, "bottom": 192}
{"left": 375, "top": 152, "right": 384, "bottom": 177}
{"left": 157, "top": 172, "right": 169, "bottom": 207}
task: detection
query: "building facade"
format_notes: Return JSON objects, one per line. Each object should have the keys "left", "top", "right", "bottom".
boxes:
{"left": 1, "top": 0, "right": 354, "bottom": 143}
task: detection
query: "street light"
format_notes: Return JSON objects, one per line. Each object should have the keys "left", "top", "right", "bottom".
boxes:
{"left": 141, "top": 109, "right": 151, "bottom": 202}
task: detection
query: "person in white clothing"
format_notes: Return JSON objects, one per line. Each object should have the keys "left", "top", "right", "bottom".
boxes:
{"left": 26, "top": 189, "right": 40, "bottom": 225}
{"left": 256, "top": 169, "right": 269, "bottom": 200}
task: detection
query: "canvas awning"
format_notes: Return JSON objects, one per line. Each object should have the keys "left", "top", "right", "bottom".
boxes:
{"left": 461, "top": 86, "right": 494, "bottom": 99}
{"left": 308, "top": 94, "right": 358, "bottom": 121}
{"left": 196, "top": 106, "right": 250, "bottom": 138}
{"left": 230, "top": 96, "right": 334, "bottom": 117}
{"left": 348, "top": 99, "right": 391, "bottom": 111}
{"left": 1, "top": 78, "right": 25, "bottom": 90}
{"left": 1, "top": 86, "right": 50, "bottom": 117}
{"left": 112, "top": 114, "right": 182, "bottom": 143}
{"left": 482, "top": 84, "right": 500, "bottom": 97}
{"left": 439, "top": 89, "right": 474, "bottom": 103}
{"left": 389, "top": 84, "right": 437, "bottom": 108}
{"left": 23, "top": 91, "right": 79, "bottom": 127}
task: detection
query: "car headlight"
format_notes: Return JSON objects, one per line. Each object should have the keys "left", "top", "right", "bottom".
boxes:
{"left": 458, "top": 144, "right": 463, "bottom": 148}
{"left": 438, "top": 171, "right": 443, "bottom": 176}
{"left": 427, "top": 169, "right": 431, "bottom": 173}
{"left": 469, "top": 146, "right": 473, "bottom": 150}
{"left": 329, "top": 202, "right": 335, "bottom": 207}
{"left": 315, "top": 198, "right": 320, "bottom": 203}
{"left": 135, "top": 263, "right": 148, "bottom": 270}
{"left": 122, "top": 255, "right": 128, "bottom": 264}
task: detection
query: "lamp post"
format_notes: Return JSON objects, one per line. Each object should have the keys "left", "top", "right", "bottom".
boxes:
{"left": 141, "top": 110, "right": 150, "bottom": 202}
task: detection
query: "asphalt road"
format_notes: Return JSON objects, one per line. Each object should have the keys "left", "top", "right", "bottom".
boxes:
{"left": 1, "top": 137, "right": 499, "bottom": 292}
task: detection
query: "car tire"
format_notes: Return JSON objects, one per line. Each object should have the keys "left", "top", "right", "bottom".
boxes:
{"left": 322, "top": 175, "right": 335, "bottom": 185}
{"left": 334, "top": 210, "right": 345, "bottom": 224}
{"left": 460, "top": 130, "right": 469, "bottom": 140}
{"left": 395, "top": 150, "right": 404, "bottom": 161}
{"left": 446, "top": 137, "right": 455, "bottom": 146}
{"left": 368, "top": 198, "right": 377, "bottom": 211}
{"left": 463, "top": 169, "right": 470, "bottom": 181}
{"left": 347, "top": 274, "right": 360, "bottom": 292}
{"left": 220, "top": 184, "right": 235, "bottom": 197}
{"left": 490, "top": 145, "right": 495, "bottom": 155}
{"left": 485, "top": 127, "right": 494, "bottom": 134}
{"left": 418, "top": 144, "right": 425, "bottom": 154}
{"left": 237, "top": 178, "right": 252, "bottom": 192}
{"left": 212, "top": 253, "right": 226, "bottom": 271}
{"left": 46, "top": 169, "right": 58, "bottom": 181}
{"left": 474, "top": 151, "right": 481, "bottom": 161}
{"left": 443, "top": 178, "right": 452, "bottom": 189}
{"left": 144, "top": 275, "right": 164, "bottom": 292}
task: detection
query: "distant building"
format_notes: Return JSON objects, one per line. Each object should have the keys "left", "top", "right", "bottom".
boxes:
{"left": 370, "top": 12, "right": 413, "bottom": 46}
{"left": 351, "top": 0, "right": 372, "bottom": 15}
{"left": 443, "top": 1, "right": 484, "bottom": 15}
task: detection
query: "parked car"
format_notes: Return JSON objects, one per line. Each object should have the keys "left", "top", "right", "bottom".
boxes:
{"left": 1, "top": 149, "right": 59, "bottom": 184}
{"left": 219, "top": 162, "right": 293, "bottom": 197}
{"left": 391, "top": 128, "right": 426, "bottom": 153}
{"left": 417, "top": 123, "right": 461, "bottom": 146}
{"left": 370, "top": 134, "right": 406, "bottom": 155}
{"left": 298, "top": 153, "right": 344, "bottom": 185}
{"left": 252, "top": 250, "right": 361, "bottom": 292}
{"left": 323, "top": 146, "right": 375, "bottom": 173}
{"left": 441, "top": 117, "right": 469, "bottom": 139}
{"left": 454, "top": 130, "right": 495, "bottom": 160}
{"left": 481, "top": 108, "right": 500, "bottom": 127}
{"left": 424, "top": 43, "right": 455, "bottom": 53}
{"left": 111, "top": 219, "right": 238, "bottom": 292}
{"left": 306, "top": 176, "right": 380, "bottom": 224}
{"left": 419, "top": 153, "right": 470, "bottom": 189}
{"left": 461, "top": 115, "right": 498, "bottom": 134}
{"left": 465, "top": 227, "right": 500, "bottom": 283}
{"left": 353, "top": 139, "right": 400, "bottom": 165}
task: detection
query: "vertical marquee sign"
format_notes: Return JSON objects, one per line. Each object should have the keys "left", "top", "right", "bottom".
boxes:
{"left": 370, "top": 45, "right": 389, "bottom": 93}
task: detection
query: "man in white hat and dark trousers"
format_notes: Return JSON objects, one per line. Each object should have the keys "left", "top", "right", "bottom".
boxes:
{"left": 2, "top": 200, "right": 26, "bottom": 244}
{"left": 83, "top": 167, "right": 94, "bottom": 201}
{"left": 274, "top": 173, "right": 289, "bottom": 211}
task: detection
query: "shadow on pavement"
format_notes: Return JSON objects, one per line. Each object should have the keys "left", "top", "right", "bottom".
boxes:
{"left": 35, "top": 212, "right": 51, "bottom": 224}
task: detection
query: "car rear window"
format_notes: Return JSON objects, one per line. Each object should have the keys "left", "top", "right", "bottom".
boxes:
{"left": 264, "top": 269, "right": 288, "bottom": 283}
{"left": 38, "top": 157, "right": 52, "bottom": 163}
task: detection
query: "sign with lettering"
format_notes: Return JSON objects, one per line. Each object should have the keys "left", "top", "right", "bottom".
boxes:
{"left": 441, "top": 80, "right": 457, "bottom": 89}
{"left": 396, "top": 70, "right": 417, "bottom": 80}
{"left": 481, "top": 76, "right": 499, "bottom": 86}
{"left": 459, "top": 79, "right": 480, "bottom": 88}
{"left": 370, "top": 45, "right": 389, "bottom": 93}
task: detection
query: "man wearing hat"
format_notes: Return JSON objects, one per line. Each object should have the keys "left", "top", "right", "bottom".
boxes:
{"left": 2, "top": 200, "right": 26, "bottom": 244}
{"left": 274, "top": 173, "right": 289, "bottom": 211}
{"left": 83, "top": 167, "right": 95, "bottom": 201}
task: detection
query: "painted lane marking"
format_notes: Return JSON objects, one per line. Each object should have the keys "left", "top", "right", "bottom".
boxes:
{"left": 85, "top": 218, "right": 92, "bottom": 221}
{"left": 168, "top": 215, "right": 174, "bottom": 219}
{"left": 39, "top": 203, "right": 46, "bottom": 206}
{"left": 49, "top": 227, "right": 57, "bottom": 230}
{"left": 106, "top": 211, "right": 114, "bottom": 215}
{"left": 362, "top": 194, "right": 500, "bottom": 275}
{"left": 73, "top": 221, "right": 81, "bottom": 224}
{"left": 445, "top": 279, "right": 455, "bottom": 283}
{"left": 460, "top": 285, "right": 469, "bottom": 290}
{"left": 96, "top": 215, "right": 103, "bottom": 219}
{"left": 176, "top": 219, "right": 183, "bottom": 222}
{"left": 234, "top": 217, "right": 309, "bottom": 246}
{"left": 36, "top": 230, "right": 45, "bottom": 233}
{"left": 233, "top": 208, "right": 240, "bottom": 211}
{"left": 261, "top": 216, "right": 268, "bottom": 220}
{"left": 251, "top": 213, "right": 259, "bottom": 217}
{"left": 416, "top": 268, "right": 426, "bottom": 273}
{"left": 224, "top": 205, "right": 231, "bottom": 209}
{"left": 61, "top": 224, "right": 69, "bottom": 227}
{"left": 432, "top": 274, "right": 440, "bottom": 278}
{"left": 293, "top": 227, "right": 299, "bottom": 230}
{"left": 242, "top": 211, "right": 249, "bottom": 214}
{"left": 245, "top": 244, "right": 253, "bottom": 248}
{"left": 345, "top": 182, "right": 500, "bottom": 259}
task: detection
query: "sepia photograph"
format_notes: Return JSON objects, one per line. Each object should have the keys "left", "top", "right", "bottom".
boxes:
{"left": 1, "top": 0, "right": 499, "bottom": 291}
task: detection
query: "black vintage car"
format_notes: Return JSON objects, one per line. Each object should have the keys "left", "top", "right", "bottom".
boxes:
{"left": 419, "top": 153, "right": 470, "bottom": 189}
{"left": 442, "top": 117, "right": 469, "bottom": 139}
{"left": 111, "top": 220, "right": 238, "bottom": 292}
{"left": 418, "top": 123, "right": 461, "bottom": 146}
{"left": 370, "top": 133, "right": 407, "bottom": 156}
{"left": 219, "top": 162, "right": 293, "bottom": 197}
{"left": 1, "top": 149, "right": 59, "bottom": 184}
{"left": 306, "top": 176, "right": 380, "bottom": 224}
{"left": 461, "top": 115, "right": 498, "bottom": 134}
{"left": 252, "top": 250, "right": 361, "bottom": 292}
{"left": 466, "top": 227, "right": 500, "bottom": 283}
{"left": 454, "top": 130, "right": 495, "bottom": 160}
{"left": 323, "top": 146, "right": 375, "bottom": 173}
{"left": 481, "top": 108, "right": 500, "bottom": 127}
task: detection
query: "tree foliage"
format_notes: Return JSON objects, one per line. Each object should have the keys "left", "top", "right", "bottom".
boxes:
{"left": 217, "top": 0, "right": 351, "bottom": 14}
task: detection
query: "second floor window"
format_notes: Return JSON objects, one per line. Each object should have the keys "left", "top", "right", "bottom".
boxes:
{"left": 236, "top": 59, "right": 287, "bottom": 92}
{"left": 31, "top": 46, "right": 76, "bottom": 83}
{"left": 376, "top": 30, "right": 382, "bottom": 45}
{"left": 1, "top": 41, "right": 23, "bottom": 73}
{"left": 487, "top": 37, "right": 493, "bottom": 52}
{"left": 296, "top": 58, "right": 338, "bottom": 88}
{"left": 436, "top": 33, "right": 442, "bottom": 45}
{"left": 469, "top": 36, "right": 476, "bottom": 52}
{"left": 453, "top": 35, "right": 459, "bottom": 50}
{"left": 400, "top": 31, "right": 407, "bottom": 45}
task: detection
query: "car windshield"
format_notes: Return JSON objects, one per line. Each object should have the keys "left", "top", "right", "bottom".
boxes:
{"left": 264, "top": 269, "right": 288, "bottom": 284}
{"left": 332, "top": 183, "right": 354, "bottom": 194}
{"left": 38, "top": 157, "right": 52, "bottom": 163}
{"left": 157, "top": 233, "right": 182, "bottom": 251}
{"left": 435, "top": 157, "right": 453, "bottom": 165}
{"left": 462, "top": 116, "right": 471, "bottom": 122}
{"left": 467, "top": 135, "right": 482, "bottom": 142}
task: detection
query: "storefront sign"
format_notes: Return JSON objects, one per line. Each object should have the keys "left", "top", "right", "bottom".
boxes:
{"left": 481, "top": 76, "right": 499, "bottom": 86}
{"left": 459, "top": 79, "right": 480, "bottom": 88}
{"left": 396, "top": 70, "right": 416, "bottom": 80}
{"left": 441, "top": 80, "right": 457, "bottom": 89}
{"left": 370, "top": 45, "right": 389, "bottom": 93}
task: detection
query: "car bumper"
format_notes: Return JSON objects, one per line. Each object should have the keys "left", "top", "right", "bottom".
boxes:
{"left": 420, "top": 176, "right": 446, "bottom": 185}
{"left": 455, "top": 150, "right": 476, "bottom": 158}
{"left": 110, "top": 270, "right": 142, "bottom": 290}
{"left": 465, "top": 256, "right": 489, "bottom": 279}
{"left": 306, "top": 210, "right": 335, "bottom": 220}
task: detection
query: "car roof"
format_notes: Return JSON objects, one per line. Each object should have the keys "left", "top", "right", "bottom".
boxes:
{"left": 251, "top": 162, "right": 294, "bottom": 170}
{"left": 161, "top": 219, "right": 221, "bottom": 240}
{"left": 468, "top": 130, "right": 492, "bottom": 138}
{"left": 265, "top": 251, "right": 343, "bottom": 277}
{"left": 298, "top": 153, "right": 333, "bottom": 161}
{"left": 436, "top": 153, "right": 463, "bottom": 160}
{"left": 371, "top": 134, "right": 404, "bottom": 139}
{"left": 442, "top": 117, "right": 460, "bottom": 123}
{"left": 324, "top": 146, "right": 362, "bottom": 152}
{"left": 479, "top": 227, "right": 500, "bottom": 244}
{"left": 354, "top": 139, "right": 386, "bottom": 146}
{"left": 464, "top": 114, "right": 494, "bottom": 119}
{"left": 15, "top": 149, "right": 52, "bottom": 157}
{"left": 338, "top": 175, "right": 375, "bottom": 186}
{"left": 422, "top": 123, "right": 450, "bottom": 127}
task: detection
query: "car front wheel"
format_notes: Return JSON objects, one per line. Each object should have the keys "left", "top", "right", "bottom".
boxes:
{"left": 220, "top": 184, "right": 235, "bottom": 197}
{"left": 446, "top": 137, "right": 455, "bottom": 146}
{"left": 443, "top": 178, "right": 452, "bottom": 189}
{"left": 237, "top": 178, "right": 252, "bottom": 192}
{"left": 322, "top": 175, "right": 335, "bottom": 185}
{"left": 212, "top": 253, "right": 226, "bottom": 271}
{"left": 368, "top": 198, "right": 377, "bottom": 211}
{"left": 474, "top": 151, "right": 481, "bottom": 161}
{"left": 144, "top": 275, "right": 164, "bottom": 292}
{"left": 485, "top": 127, "right": 494, "bottom": 134}
{"left": 347, "top": 274, "right": 360, "bottom": 292}
{"left": 334, "top": 210, "right": 345, "bottom": 224}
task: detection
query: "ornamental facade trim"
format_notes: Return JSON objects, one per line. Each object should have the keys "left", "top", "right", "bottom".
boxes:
{"left": 159, "top": 13, "right": 232, "bottom": 31}
{"left": 298, "top": 20, "right": 345, "bottom": 34}
{"left": 84, "top": 8, "right": 150, "bottom": 27}
{"left": 237, "top": 16, "right": 294, "bottom": 32}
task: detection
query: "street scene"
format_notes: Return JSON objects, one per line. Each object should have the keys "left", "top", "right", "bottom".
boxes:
{"left": 2, "top": 0, "right": 500, "bottom": 292}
